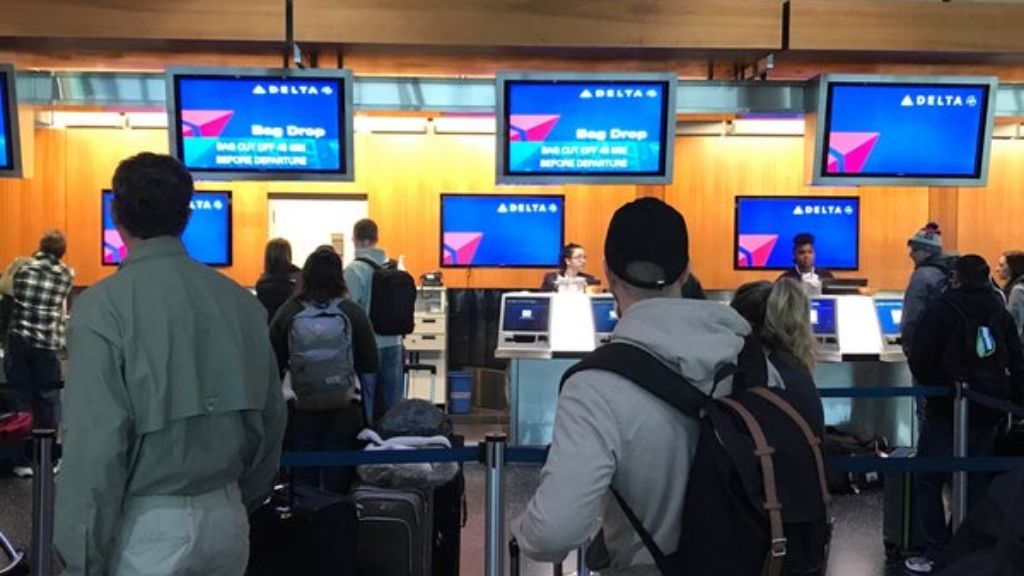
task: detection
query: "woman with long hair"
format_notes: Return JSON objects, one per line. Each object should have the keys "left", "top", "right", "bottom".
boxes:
{"left": 731, "top": 279, "right": 824, "bottom": 428}
{"left": 268, "top": 248, "right": 379, "bottom": 493}
{"left": 255, "top": 238, "right": 301, "bottom": 322}
{"left": 997, "top": 250, "right": 1024, "bottom": 340}
{"left": 540, "top": 243, "right": 601, "bottom": 292}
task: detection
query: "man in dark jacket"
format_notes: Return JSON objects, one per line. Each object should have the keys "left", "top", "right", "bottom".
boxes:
{"left": 905, "top": 254, "right": 1024, "bottom": 574}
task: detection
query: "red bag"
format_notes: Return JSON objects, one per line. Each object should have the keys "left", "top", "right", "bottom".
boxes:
{"left": 0, "top": 412, "right": 32, "bottom": 441}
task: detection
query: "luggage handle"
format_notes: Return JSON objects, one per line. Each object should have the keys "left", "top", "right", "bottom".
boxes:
{"left": 0, "top": 531, "right": 24, "bottom": 575}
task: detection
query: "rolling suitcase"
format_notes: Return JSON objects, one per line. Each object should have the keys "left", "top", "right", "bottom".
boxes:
{"left": 247, "top": 484, "right": 358, "bottom": 576}
{"left": 883, "top": 447, "right": 916, "bottom": 558}
{"left": 432, "top": 434, "right": 466, "bottom": 576}
{"left": 353, "top": 485, "right": 433, "bottom": 576}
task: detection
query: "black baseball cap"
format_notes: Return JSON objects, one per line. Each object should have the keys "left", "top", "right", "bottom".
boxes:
{"left": 604, "top": 198, "right": 689, "bottom": 289}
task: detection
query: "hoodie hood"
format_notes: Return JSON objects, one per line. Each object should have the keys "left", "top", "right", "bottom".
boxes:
{"left": 612, "top": 297, "right": 752, "bottom": 396}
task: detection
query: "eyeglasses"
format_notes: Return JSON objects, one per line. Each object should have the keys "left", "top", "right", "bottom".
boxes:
{"left": 571, "top": 255, "right": 587, "bottom": 261}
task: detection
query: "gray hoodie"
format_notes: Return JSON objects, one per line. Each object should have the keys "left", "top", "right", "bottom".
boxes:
{"left": 513, "top": 297, "right": 753, "bottom": 575}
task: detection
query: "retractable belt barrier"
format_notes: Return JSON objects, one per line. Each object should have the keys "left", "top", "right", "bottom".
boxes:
{"left": 11, "top": 384, "right": 1024, "bottom": 576}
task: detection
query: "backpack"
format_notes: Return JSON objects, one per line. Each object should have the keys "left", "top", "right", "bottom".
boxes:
{"left": 561, "top": 338, "right": 832, "bottom": 576}
{"left": 288, "top": 298, "right": 359, "bottom": 411}
{"left": 356, "top": 257, "right": 416, "bottom": 336}
{"left": 942, "top": 298, "right": 1015, "bottom": 425}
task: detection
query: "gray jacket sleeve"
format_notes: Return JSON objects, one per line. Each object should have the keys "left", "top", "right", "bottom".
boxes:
{"left": 901, "top": 267, "right": 944, "bottom": 352}
{"left": 1009, "top": 284, "right": 1024, "bottom": 343}
{"left": 512, "top": 373, "right": 617, "bottom": 563}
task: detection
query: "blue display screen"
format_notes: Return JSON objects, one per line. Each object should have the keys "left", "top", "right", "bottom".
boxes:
{"left": 591, "top": 297, "right": 619, "bottom": 334}
{"left": 102, "top": 190, "right": 232, "bottom": 266}
{"left": 502, "top": 297, "right": 551, "bottom": 333}
{"left": 441, "top": 195, "right": 564, "bottom": 268}
{"left": 810, "top": 299, "right": 837, "bottom": 336}
{"left": 875, "top": 299, "right": 903, "bottom": 336}
{"left": 735, "top": 197, "right": 859, "bottom": 270}
{"left": 0, "top": 77, "right": 10, "bottom": 170}
{"left": 173, "top": 74, "right": 346, "bottom": 175}
{"left": 503, "top": 80, "right": 670, "bottom": 177}
{"left": 823, "top": 83, "right": 989, "bottom": 178}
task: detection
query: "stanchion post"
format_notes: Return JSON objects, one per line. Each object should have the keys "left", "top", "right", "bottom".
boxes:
{"left": 576, "top": 545, "right": 590, "bottom": 576}
{"left": 951, "top": 381, "right": 969, "bottom": 532}
{"left": 485, "top": 433, "right": 507, "bottom": 576}
{"left": 31, "top": 429, "right": 57, "bottom": 576}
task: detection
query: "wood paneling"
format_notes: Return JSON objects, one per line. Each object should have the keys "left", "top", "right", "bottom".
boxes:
{"left": 0, "top": 129, "right": 66, "bottom": 274}
{"left": 789, "top": 0, "right": 1024, "bottom": 53}
{"left": 298, "top": 0, "right": 782, "bottom": 50}
{"left": 665, "top": 136, "right": 928, "bottom": 291}
{"left": 0, "top": 0, "right": 282, "bottom": 42}
{"left": 957, "top": 140, "right": 1024, "bottom": 273}
{"left": 6, "top": 129, "right": 1023, "bottom": 293}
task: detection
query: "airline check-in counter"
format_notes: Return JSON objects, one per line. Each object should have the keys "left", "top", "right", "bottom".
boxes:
{"left": 811, "top": 294, "right": 915, "bottom": 447}
{"left": 495, "top": 292, "right": 617, "bottom": 445}
{"left": 496, "top": 291, "right": 914, "bottom": 448}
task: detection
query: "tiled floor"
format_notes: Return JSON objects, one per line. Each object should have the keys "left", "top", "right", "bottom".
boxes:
{"left": 0, "top": 414, "right": 906, "bottom": 575}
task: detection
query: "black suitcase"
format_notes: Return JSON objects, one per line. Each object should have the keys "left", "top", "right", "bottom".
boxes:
{"left": 247, "top": 484, "right": 358, "bottom": 576}
{"left": 432, "top": 434, "right": 466, "bottom": 576}
{"left": 883, "top": 447, "right": 916, "bottom": 558}
{"left": 353, "top": 485, "right": 433, "bottom": 576}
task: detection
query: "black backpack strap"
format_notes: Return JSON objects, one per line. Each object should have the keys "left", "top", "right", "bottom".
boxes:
{"left": 611, "top": 488, "right": 672, "bottom": 572}
{"left": 559, "top": 342, "right": 734, "bottom": 418}
{"left": 355, "top": 256, "right": 382, "bottom": 270}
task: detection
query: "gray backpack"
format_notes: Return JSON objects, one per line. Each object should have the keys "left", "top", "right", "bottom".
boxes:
{"left": 288, "top": 298, "right": 358, "bottom": 411}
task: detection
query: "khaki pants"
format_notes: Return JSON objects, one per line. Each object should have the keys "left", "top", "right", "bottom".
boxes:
{"left": 111, "top": 483, "right": 248, "bottom": 576}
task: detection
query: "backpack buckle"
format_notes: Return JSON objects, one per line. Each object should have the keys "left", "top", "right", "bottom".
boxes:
{"left": 771, "top": 537, "right": 788, "bottom": 557}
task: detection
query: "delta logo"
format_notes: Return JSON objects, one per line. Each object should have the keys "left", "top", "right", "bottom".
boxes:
{"left": 900, "top": 94, "right": 979, "bottom": 108}
{"left": 190, "top": 198, "right": 225, "bottom": 211}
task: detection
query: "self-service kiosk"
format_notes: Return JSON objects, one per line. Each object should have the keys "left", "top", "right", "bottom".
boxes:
{"left": 874, "top": 298, "right": 905, "bottom": 361}
{"left": 495, "top": 293, "right": 553, "bottom": 358}
{"left": 810, "top": 297, "right": 841, "bottom": 362}
{"left": 590, "top": 294, "right": 619, "bottom": 347}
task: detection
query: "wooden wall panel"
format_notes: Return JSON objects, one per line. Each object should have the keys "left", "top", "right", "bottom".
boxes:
{"left": 8, "top": 129, "right": 1021, "bottom": 294}
{"left": 298, "top": 0, "right": 782, "bottom": 49}
{"left": 0, "top": 129, "right": 65, "bottom": 274}
{"left": 665, "top": 137, "right": 928, "bottom": 291}
{"left": 957, "top": 140, "right": 1024, "bottom": 274}
{"left": 0, "top": 0, "right": 282, "bottom": 42}
{"left": 789, "top": 0, "right": 1024, "bottom": 53}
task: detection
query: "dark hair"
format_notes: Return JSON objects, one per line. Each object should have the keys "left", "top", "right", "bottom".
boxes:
{"left": 353, "top": 219, "right": 378, "bottom": 244}
{"left": 295, "top": 249, "right": 346, "bottom": 304}
{"left": 1003, "top": 250, "right": 1024, "bottom": 292}
{"left": 558, "top": 243, "right": 584, "bottom": 275}
{"left": 793, "top": 232, "right": 815, "bottom": 251}
{"left": 111, "top": 153, "right": 193, "bottom": 240}
{"left": 38, "top": 229, "right": 67, "bottom": 259}
{"left": 955, "top": 254, "right": 991, "bottom": 289}
{"left": 263, "top": 238, "right": 293, "bottom": 276}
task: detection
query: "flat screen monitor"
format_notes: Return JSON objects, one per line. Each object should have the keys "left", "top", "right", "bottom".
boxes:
{"left": 874, "top": 299, "right": 903, "bottom": 337}
{"left": 735, "top": 196, "right": 859, "bottom": 270}
{"left": 501, "top": 296, "right": 552, "bottom": 333}
{"left": 496, "top": 72, "right": 676, "bottom": 184}
{"left": 810, "top": 298, "right": 837, "bottom": 336}
{"left": 0, "top": 64, "right": 22, "bottom": 178}
{"left": 811, "top": 74, "right": 997, "bottom": 186}
{"left": 167, "top": 67, "right": 353, "bottom": 181}
{"left": 440, "top": 194, "right": 564, "bottom": 268}
{"left": 591, "top": 296, "right": 619, "bottom": 334}
{"left": 102, "top": 190, "right": 233, "bottom": 266}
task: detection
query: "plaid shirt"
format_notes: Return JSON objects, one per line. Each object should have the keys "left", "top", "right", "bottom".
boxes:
{"left": 10, "top": 252, "right": 74, "bottom": 350}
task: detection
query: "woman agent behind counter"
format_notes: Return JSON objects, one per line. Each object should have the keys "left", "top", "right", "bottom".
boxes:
{"left": 540, "top": 243, "right": 601, "bottom": 292}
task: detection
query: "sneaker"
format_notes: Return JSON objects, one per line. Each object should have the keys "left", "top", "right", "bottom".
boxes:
{"left": 11, "top": 465, "right": 33, "bottom": 478}
{"left": 905, "top": 556, "right": 934, "bottom": 574}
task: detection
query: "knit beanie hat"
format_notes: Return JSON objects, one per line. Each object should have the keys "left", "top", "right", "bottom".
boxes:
{"left": 907, "top": 222, "right": 943, "bottom": 255}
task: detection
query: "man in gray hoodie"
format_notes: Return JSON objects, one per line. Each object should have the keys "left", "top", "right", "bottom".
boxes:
{"left": 513, "top": 198, "right": 753, "bottom": 576}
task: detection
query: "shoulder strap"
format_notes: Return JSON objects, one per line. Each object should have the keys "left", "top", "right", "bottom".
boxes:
{"left": 559, "top": 342, "right": 711, "bottom": 418}
{"left": 749, "top": 387, "right": 832, "bottom": 506}
{"left": 718, "top": 396, "right": 786, "bottom": 576}
{"left": 356, "top": 256, "right": 382, "bottom": 270}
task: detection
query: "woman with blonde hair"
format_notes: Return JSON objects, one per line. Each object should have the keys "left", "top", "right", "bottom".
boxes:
{"left": 731, "top": 278, "right": 823, "bottom": 427}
